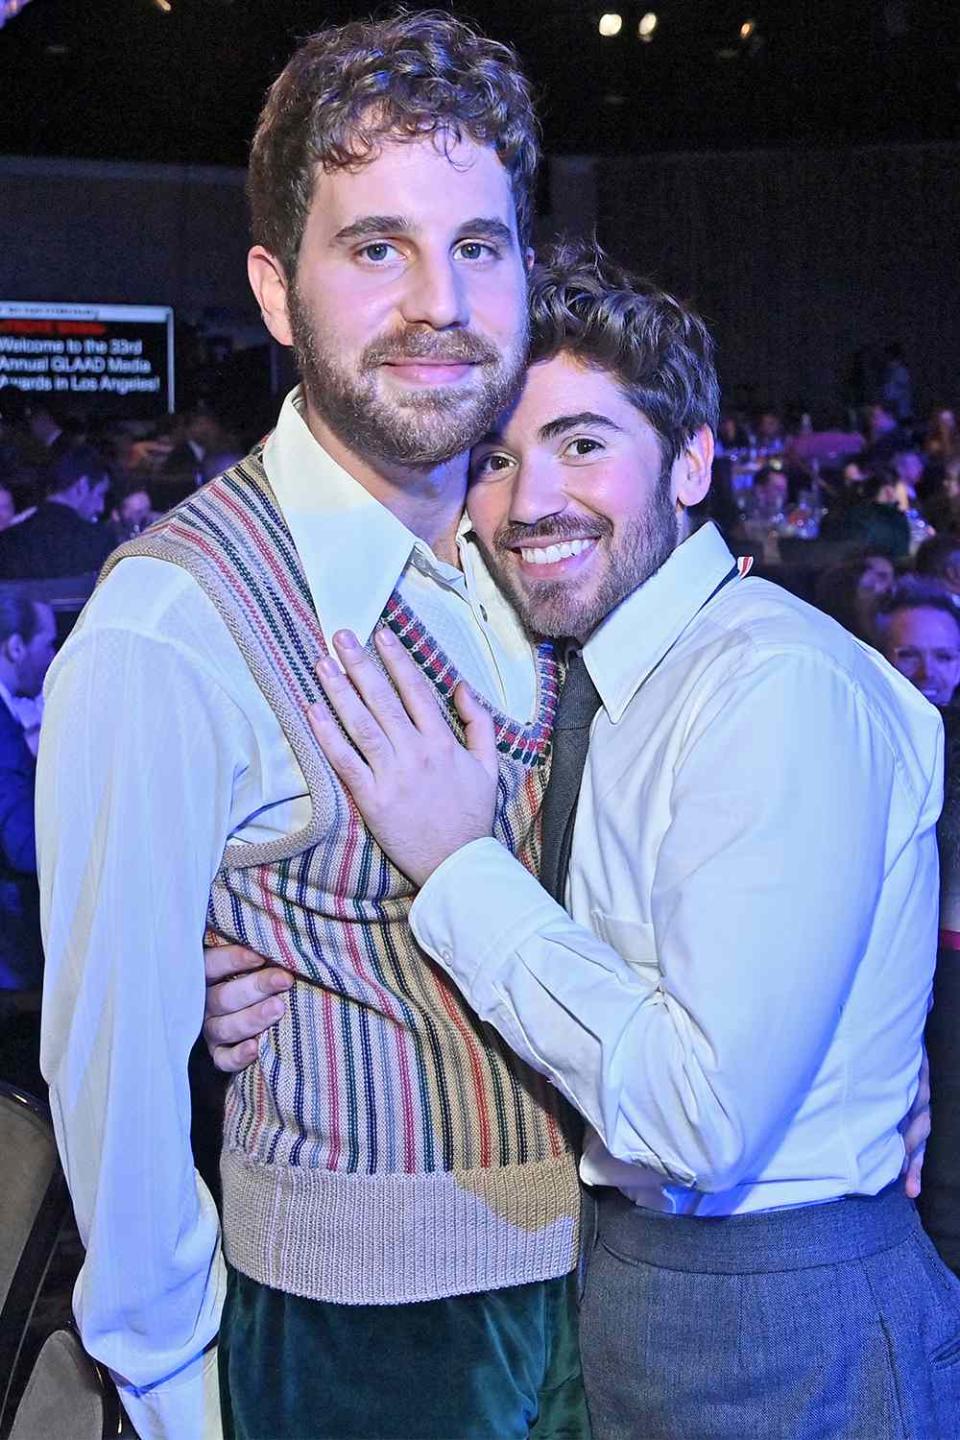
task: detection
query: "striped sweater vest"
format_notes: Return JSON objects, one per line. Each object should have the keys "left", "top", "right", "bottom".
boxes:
{"left": 100, "top": 451, "right": 581, "bottom": 1304}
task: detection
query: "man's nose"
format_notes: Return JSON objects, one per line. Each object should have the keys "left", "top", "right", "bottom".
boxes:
{"left": 399, "top": 256, "right": 468, "bottom": 329}
{"left": 508, "top": 459, "right": 568, "bottom": 527}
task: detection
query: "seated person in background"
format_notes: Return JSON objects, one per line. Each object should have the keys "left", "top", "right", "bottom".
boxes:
{"left": 920, "top": 708, "right": 960, "bottom": 1276}
{"left": 874, "top": 578, "right": 960, "bottom": 708}
{"left": 0, "top": 595, "right": 56, "bottom": 995}
{"left": 0, "top": 445, "right": 115, "bottom": 580}
{"left": 917, "top": 463, "right": 960, "bottom": 537}
{"left": 879, "top": 343, "right": 914, "bottom": 426}
{"left": 161, "top": 404, "right": 235, "bottom": 485}
{"left": 891, "top": 449, "right": 924, "bottom": 512}
{"left": 715, "top": 413, "right": 751, "bottom": 454}
{"left": 915, "top": 534, "right": 960, "bottom": 597}
{"left": 925, "top": 407, "right": 958, "bottom": 464}
{"left": 0, "top": 594, "right": 56, "bottom": 1094}
{"left": 108, "top": 485, "right": 159, "bottom": 545}
{"left": 754, "top": 406, "right": 785, "bottom": 452}
{"left": 820, "top": 468, "right": 911, "bottom": 558}
{"left": 813, "top": 553, "right": 895, "bottom": 643}
{"left": 742, "top": 462, "right": 788, "bottom": 522}
{"left": 817, "top": 460, "right": 870, "bottom": 527}
{"left": 864, "top": 400, "right": 911, "bottom": 467}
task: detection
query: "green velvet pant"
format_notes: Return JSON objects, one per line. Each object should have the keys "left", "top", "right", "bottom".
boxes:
{"left": 219, "top": 1264, "right": 591, "bottom": 1440}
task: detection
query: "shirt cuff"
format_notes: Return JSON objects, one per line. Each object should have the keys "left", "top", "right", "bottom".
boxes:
{"left": 115, "top": 1342, "right": 222, "bottom": 1440}
{"left": 411, "top": 837, "right": 563, "bottom": 1000}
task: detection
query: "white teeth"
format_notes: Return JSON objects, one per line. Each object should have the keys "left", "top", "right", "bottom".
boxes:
{"left": 519, "top": 539, "right": 593, "bottom": 565}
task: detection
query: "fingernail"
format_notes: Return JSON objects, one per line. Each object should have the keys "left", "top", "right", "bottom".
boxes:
{"left": 335, "top": 630, "right": 360, "bottom": 651}
{"left": 377, "top": 627, "right": 397, "bottom": 647}
{"left": 317, "top": 656, "right": 338, "bottom": 678}
{"left": 274, "top": 973, "right": 294, "bottom": 990}
{"left": 266, "top": 998, "right": 284, "bottom": 1021}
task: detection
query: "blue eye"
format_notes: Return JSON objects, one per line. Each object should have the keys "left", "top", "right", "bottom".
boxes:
{"left": 455, "top": 241, "right": 498, "bottom": 262}
{"left": 358, "top": 241, "right": 397, "bottom": 264}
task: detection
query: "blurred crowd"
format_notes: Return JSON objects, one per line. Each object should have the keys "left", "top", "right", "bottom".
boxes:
{"left": 0, "top": 383, "right": 245, "bottom": 574}
{"left": 0, "top": 383, "right": 245, "bottom": 1077}
{"left": 713, "top": 396, "right": 960, "bottom": 562}
{"left": 702, "top": 382, "right": 960, "bottom": 708}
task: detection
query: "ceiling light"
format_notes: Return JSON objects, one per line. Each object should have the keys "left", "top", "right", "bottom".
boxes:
{"left": 153, "top": 0, "right": 172, "bottom": 12}
{"left": 740, "top": 20, "right": 756, "bottom": 40}
{"left": 599, "top": 13, "right": 623, "bottom": 38}
{"left": 638, "top": 12, "right": 658, "bottom": 39}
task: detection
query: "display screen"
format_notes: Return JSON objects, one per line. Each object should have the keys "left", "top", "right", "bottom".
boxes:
{"left": 0, "top": 301, "right": 175, "bottom": 417}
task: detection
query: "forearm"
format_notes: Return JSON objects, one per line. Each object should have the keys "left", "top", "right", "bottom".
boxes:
{"left": 411, "top": 839, "right": 740, "bottom": 1186}
{"left": 44, "top": 943, "right": 227, "bottom": 1393}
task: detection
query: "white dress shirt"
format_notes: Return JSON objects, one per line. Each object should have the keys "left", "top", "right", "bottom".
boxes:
{"left": 0, "top": 678, "right": 42, "bottom": 747}
{"left": 0, "top": 678, "right": 19, "bottom": 723}
{"left": 37, "top": 389, "right": 536, "bottom": 1440}
{"left": 413, "top": 522, "right": 943, "bottom": 1216}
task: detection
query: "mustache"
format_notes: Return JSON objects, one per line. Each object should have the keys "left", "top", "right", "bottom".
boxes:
{"left": 363, "top": 330, "right": 502, "bottom": 368}
{"left": 494, "top": 515, "right": 612, "bottom": 551}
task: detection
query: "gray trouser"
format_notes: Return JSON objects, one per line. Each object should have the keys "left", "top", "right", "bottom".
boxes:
{"left": 579, "top": 1185, "right": 960, "bottom": 1439}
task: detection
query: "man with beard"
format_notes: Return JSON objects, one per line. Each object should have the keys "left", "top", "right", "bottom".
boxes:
{"left": 285, "top": 244, "right": 955, "bottom": 1438}
{"left": 37, "top": 15, "right": 586, "bottom": 1440}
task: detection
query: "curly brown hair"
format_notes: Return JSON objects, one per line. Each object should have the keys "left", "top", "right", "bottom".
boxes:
{"left": 528, "top": 240, "right": 721, "bottom": 467}
{"left": 248, "top": 8, "right": 539, "bottom": 282}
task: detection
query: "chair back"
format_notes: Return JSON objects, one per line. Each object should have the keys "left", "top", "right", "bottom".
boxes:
{"left": 0, "top": 1085, "right": 69, "bottom": 1430}
{"left": 7, "top": 1329, "right": 122, "bottom": 1440}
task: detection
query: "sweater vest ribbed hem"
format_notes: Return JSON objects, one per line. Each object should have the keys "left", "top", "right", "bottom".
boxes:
{"left": 221, "top": 1148, "right": 580, "bottom": 1304}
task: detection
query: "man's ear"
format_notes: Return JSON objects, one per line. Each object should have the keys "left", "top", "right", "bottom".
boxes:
{"left": 2, "top": 633, "right": 24, "bottom": 665}
{"left": 248, "top": 246, "right": 294, "bottom": 348}
{"left": 675, "top": 426, "right": 714, "bottom": 509}
{"left": 524, "top": 246, "right": 536, "bottom": 274}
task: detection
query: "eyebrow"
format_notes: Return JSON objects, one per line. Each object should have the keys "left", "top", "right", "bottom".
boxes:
{"left": 333, "top": 215, "right": 410, "bottom": 244}
{"left": 537, "top": 411, "right": 626, "bottom": 442}
{"left": 332, "top": 215, "right": 516, "bottom": 247}
{"left": 458, "top": 218, "right": 516, "bottom": 248}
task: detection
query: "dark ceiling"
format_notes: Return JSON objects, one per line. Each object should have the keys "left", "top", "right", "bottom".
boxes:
{"left": 2, "top": 1, "right": 958, "bottom": 167}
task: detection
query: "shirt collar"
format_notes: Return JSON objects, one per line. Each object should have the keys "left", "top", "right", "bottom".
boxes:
{"left": 583, "top": 522, "right": 736, "bottom": 723}
{"left": 261, "top": 387, "right": 466, "bottom": 649}
{"left": 0, "top": 679, "right": 19, "bottom": 722}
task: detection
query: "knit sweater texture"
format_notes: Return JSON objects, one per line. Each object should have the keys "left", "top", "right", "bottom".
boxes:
{"left": 101, "top": 451, "right": 580, "bottom": 1303}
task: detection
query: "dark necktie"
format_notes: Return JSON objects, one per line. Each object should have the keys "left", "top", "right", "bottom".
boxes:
{"left": 539, "top": 651, "right": 602, "bottom": 902}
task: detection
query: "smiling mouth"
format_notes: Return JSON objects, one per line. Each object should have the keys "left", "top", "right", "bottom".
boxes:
{"left": 518, "top": 538, "right": 597, "bottom": 566}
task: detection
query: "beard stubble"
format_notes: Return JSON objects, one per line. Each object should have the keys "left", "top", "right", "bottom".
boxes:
{"left": 287, "top": 280, "right": 528, "bottom": 470}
